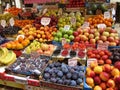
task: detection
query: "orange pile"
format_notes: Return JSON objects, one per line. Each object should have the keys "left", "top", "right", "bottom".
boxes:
{"left": 15, "top": 20, "right": 34, "bottom": 28}
{"left": 5, "top": 36, "right": 30, "bottom": 50}
{"left": 87, "top": 14, "right": 113, "bottom": 28}
{"left": 5, "top": 7, "right": 22, "bottom": 16}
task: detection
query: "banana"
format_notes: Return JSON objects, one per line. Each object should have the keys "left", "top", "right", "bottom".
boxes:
{"left": 0, "top": 47, "right": 8, "bottom": 63}
{"left": 7, "top": 52, "right": 16, "bottom": 65}
{"left": 2, "top": 51, "right": 16, "bottom": 65}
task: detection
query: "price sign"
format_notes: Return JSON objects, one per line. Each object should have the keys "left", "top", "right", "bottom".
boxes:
{"left": 97, "top": 43, "right": 108, "bottom": 50}
{"left": 62, "top": 38, "right": 67, "bottom": 46}
{"left": 104, "top": 11, "right": 110, "bottom": 19}
{"left": 87, "top": 58, "right": 97, "bottom": 67}
{"left": 28, "top": 79, "right": 40, "bottom": 86}
{"left": 82, "top": 22, "right": 89, "bottom": 28}
{"left": 70, "top": 17, "right": 76, "bottom": 25}
{"left": 4, "top": 74, "right": 14, "bottom": 81}
{"left": 41, "top": 17, "right": 51, "bottom": 26}
{"left": 97, "top": 24, "right": 106, "bottom": 29}
{"left": 64, "top": 25, "right": 70, "bottom": 31}
{"left": 9, "top": 18, "right": 14, "bottom": 26}
{"left": 14, "top": 76, "right": 27, "bottom": 84}
{"left": 1, "top": 20, "right": 6, "bottom": 28}
{"left": 16, "top": 35, "right": 25, "bottom": 40}
{"left": 68, "top": 59, "right": 77, "bottom": 67}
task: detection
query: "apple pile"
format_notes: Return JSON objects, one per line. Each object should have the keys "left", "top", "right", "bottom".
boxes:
{"left": 87, "top": 49, "right": 112, "bottom": 65}
{"left": 53, "top": 27, "right": 74, "bottom": 43}
{"left": 73, "top": 27, "right": 119, "bottom": 46}
{"left": 18, "top": 25, "right": 57, "bottom": 42}
{"left": 86, "top": 61, "right": 120, "bottom": 90}
{"left": 58, "top": 12, "right": 84, "bottom": 30}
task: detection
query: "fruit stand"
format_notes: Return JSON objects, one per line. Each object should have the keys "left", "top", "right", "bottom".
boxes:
{"left": 0, "top": 0, "right": 120, "bottom": 90}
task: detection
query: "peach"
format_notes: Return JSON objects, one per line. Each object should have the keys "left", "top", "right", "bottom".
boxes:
{"left": 90, "top": 61, "right": 98, "bottom": 69}
{"left": 111, "top": 68, "right": 119, "bottom": 77}
{"left": 100, "top": 72, "right": 110, "bottom": 81}
{"left": 100, "top": 82, "right": 106, "bottom": 90}
{"left": 106, "top": 88, "right": 114, "bottom": 90}
{"left": 87, "top": 70, "right": 96, "bottom": 78}
{"left": 94, "top": 86, "right": 102, "bottom": 90}
{"left": 86, "top": 77, "right": 94, "bottom": 87}
{"left": 94, "top": 76, "right": 101, "bottom": 84}
{"left": 94, "top": 66, "right": 103, "bottom": 74}
{"left": 107, "top": 79, "right": 115, "bottom": 88}
{"left": 103, "top": 64, "right": 111, "bottom": 73}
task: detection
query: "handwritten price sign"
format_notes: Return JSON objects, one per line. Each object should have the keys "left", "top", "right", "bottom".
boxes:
{"left": 41, "top": 17, "right": 51, "bottom": 26}
{"left": 68, "top": 59, "right": 77, "bottom": 67}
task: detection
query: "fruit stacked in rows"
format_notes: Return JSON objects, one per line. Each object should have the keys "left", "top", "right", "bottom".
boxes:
{"left": 18, "top": 25, "right": 57, "bottom": 42}
{"left": 0, "top": 35, "right": 6, "bottom": 45}
{"left": 25, "top": 40, "right": 55, "bottom": 56}
{"left": 58, "top": 12, "right": 84, "bottom": 30}
{"left": 43, "top": 62, "right": 85, "bottom": 86}
{"left": 86, "top": 61, "right": 120, "bottom": 90}
{"left": 0, "top": 47, "right": 16, "bottom": 65}
{"left": 15, "top": 20, "right": 34, "bottom": 28}
{"left": 87, "top": 49, "right": 112, "bottom": 65}
{"left": 5, "top": 36, "right": 30, "bottom": 50}
{"left": 87, "top": 15, "right": 113, "bottom": 28}
{"left": 53, "top": 27, "right": 74, "bottom": 43}
{"left": 73, "top": 27, "right": 119, "bottom": 46}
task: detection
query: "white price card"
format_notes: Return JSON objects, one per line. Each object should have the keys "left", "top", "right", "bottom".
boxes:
{"left": 16, "top": 35, "right": 25, "bottom": 40}
{"left": 70, "top": 17, "right": 76, "bottom": 25}
{"left": 82, "top": 22, "right": 89, "bottom": 28}
{"left": 62, "top": 38, "right": 67, "bottom": 46}
{"left": 87, "top": 58, "right": 97, "bottom": 67}
{"left": 97, "top": 24, "right": 106, "bottom": 29}
{"left": 9, "top": 18, "right": 14, "bottom": 26}
{"left": 97, "top": 43, "right": 108, "bottom": 50}
{"left": 104, "top": 11, "right": 110, "bottom": 19}
{"left": 64, "top": 25, "right": 70, "bottom": 31}
{"left": 41, "top": 17, "right": 51, "bottom": 26}
{"left": 14, "top": 76, "right": 27, "bottom": 84}
{"left": 68, "top": 59, "right": 77, "bottom": 67}
{"left": 1, "top": 20, "right": 6, "bottom": 28}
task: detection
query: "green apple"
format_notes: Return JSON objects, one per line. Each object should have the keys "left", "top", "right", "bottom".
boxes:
{"left": 54, "top": 37, "right": 59, "bottom": 42}
{"left": 66, "top": 39, "right": 71, "bottom": 43}
{"left": 59, "top": 38, "right": 62, "bottom": 42}
{"left": 59, "top": 27, "right": 64, "bottom": 32}
{"left": 67, "top": 30, "right": 73, "bottom": 35}
{"left": 63, "top": 34, "right": 69, "bottom": 39}
{"left": 56, "top": 32, "right": 62, "bottom": 38}
{"left": 69, "top": 35, "right": 74, "bottom": 40}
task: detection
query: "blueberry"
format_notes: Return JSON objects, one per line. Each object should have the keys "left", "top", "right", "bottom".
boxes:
{"left": 44, "top": 67, "right": 50, "bottom": 73}
{"left": 66, "top": 72, "right": 72, "bottom": 79}
{"left": 50, "top": 77, "right": 57, "bottom": 83}
{"left": 70, "top": 80, "right": 77, "bottom": 86}
{"left": 78, "top": 71, "right": 84, "bottom": 78}
{"left": 57, "top": 79, "right": 63, "bottom": 84}
{"left": 57, "top": 71, "right": 63, "bottom": 77}
{"left": 44, "top": 73, "right": 50, "bottom": 79}
{"left": 77, "top": 78, "right": 83, "bottom": 85}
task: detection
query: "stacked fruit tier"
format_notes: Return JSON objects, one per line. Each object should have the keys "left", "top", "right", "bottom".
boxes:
{"left": 42, "top": 62, "right": 85, "bottom": 88}
{"left": 66, "top": 0, "right": 85, "bottom": 8}
{"left": 5, "top": 54, "right": 50, "bottom": 79}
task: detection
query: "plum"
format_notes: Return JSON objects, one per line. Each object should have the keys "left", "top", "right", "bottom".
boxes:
{"left": 48, "top": 64, "right": 54, "bottom": 68}
{"left": 48, "top": 69, "right": 53, "bottom": 74}
{"left": 44, "top": 67, "right": 50, "bottom": 73}
{"left": 57, "top": 79, "right": 63, "bottom": 84}
{"left": 64, "top": 79, "right": 70, "bottom": 85}
{"left": 54, "top": 69, "right": 59, "bottom": 74}
{"left": 57, "top": 71, "right": 63, "bottom": 77}
{"left": 70, "top": 80, "right": 77, "bottom": 86}
{"left": 55, "top": 62, "right": 61, "bottom": 67}
{"left": 50, "top": 77, "right": 57, "bottom": 83}
{"left": 66, "top": 72, "right": 72, "bottom": 79}
{"left": 78, "top": 71, "right": 84, "bottom": 78}
{"left": 78, "top": 66, "right": 84, "bottom": 71}
{"left": 51, "top": 73, "right": 57, "bottom": 78}
{"left": 77, "top": 78, "right": 83, "bottom": 85}
{"left": 44, "top": 73, "right": 50, "bottom": 79}
{"left": 72, "top": 73, "right": 78, "bottom": 80}
{"left": 61, "top": 63, "right": 69, "bottom": 74}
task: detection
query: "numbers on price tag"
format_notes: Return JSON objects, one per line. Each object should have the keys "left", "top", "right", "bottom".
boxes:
{"left": 9, "top": 18, "right": 14, "bottom": 26}
{"left": 68, "top": 59, "right": 77, "bottom": 67}
{"left": 64, "top": 25, "right": 70, "bottom": 31}
{"left": 104, "top": 11, "right": 110, "bottom": 19}
{"left": 97, "top": 24, "right": 106, "bottom": 29}
{"left": 97, "top": 43, "right": 108, "bottom": 50}
{"left": 87, "top": 58, "right": 97, "bottom": 67}
{"left": 14, "top": 76, "right": 27, "bottom": 84}
{"left": 82, "top": 22, "right": 89, "bottom": 28}
{"left": 41, "top": 17, "right": 51, "bottom": 26}
{"left": 1, "top": 20, "right": 6, "bottom": 28}
{"left": 70, "top": 17, "right": 76, "bottom": 25}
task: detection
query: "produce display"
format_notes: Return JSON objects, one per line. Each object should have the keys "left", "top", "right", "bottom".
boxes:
{"left": 43, "top": 62, "right": 85, "bottom": 86}
{"left": 18, "top": 25, "right": 57, "bottom": 42}
{"left": 25, "top": 40, "right": 55, "bottom": 56}
{"left": 73, "top": 27, "right": 119, "bottom": 46}
{"left": 0, "top": 36, "right": 7, "bottom": 45}
{"left": 87, "top": 15, "right": 113, "bottom": 28}
{"left": 0, "top": 47, "right": 16, "bottom": 65}
{"left": 86, "top": 61, "right": 120, "bottom": 90}
{"left": 15, "top": 20, "right": 34, "bottom": 28}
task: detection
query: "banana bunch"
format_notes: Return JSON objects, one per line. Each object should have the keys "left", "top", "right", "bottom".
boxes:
{"left": 0, "top": 47, "right": 16, "bottom": 65}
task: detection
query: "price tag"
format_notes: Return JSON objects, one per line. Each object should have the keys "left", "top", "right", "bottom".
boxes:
{"left": 97, "top": 24, "right": 106, "bottom": 29}
{"left": 4, "top": 74, "right": 14, "bottom": 81}
{"left": 82, "top": 22, "right": 89, "bottom": 28}
{"left": 9, "top": 18, "right": 14, "bottom": 26}
{"left": 70, "top": 17, "right": 76, "bottom": 25}
{"left": 28, "top": 79, "right": 40, "bottom": 86}
{"left": 62, "top": 38, "right": 67, "bottom": 46}
{"left": 16, "top": 35, "right": 25, "bottom": 40}
{"left": 64, "top": 25, "right": 70, "bottom": 31}
{"left": 87, "top": 58, "right": 97, "bottom": 67}
{"left": 68, "top": 59, "right": 77, "bottom": 67}
{"left": 104, "top": 11, "right": 110, "bottom": 19}
{"left": 14, "top": 76, "right": 27, "bottom": 84}
{"left": 97, "top": 43, "right": 108, "bottom": 50}
{"left": 41, "top": 17, "right": 51, "bottom": 26}
{"left": 1, "top": 20, "right": 6, "bottom": 28}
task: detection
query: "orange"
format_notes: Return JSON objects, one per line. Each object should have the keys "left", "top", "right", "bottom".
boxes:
{"left": 24, "top": 39, "right": 30, "bottom": 44}
{"left": 16, "top": 43, "right": 23, "bottom": 50}
{"left": 42, "top": 35, "right": 46, "bottom": 39}
{"left": 21, "top": 41, "right": 28, "bottom": 47}
{"left": 11, "top": 44, "right": 17, "bottom": 49}
{"left": 28, "top": 35, "right": 34, "bottom": 40}
{"left": 18, "top": 36, "right": 24, "bottom": 43}
{"left": 6, "top": 43, "right": 12, "bottom": 49}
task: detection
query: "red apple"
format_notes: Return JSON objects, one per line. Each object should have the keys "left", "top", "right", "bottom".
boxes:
{"left": 90, "top": 39, "right": 96, "bottom": 44}
{"left": 74, "top": 36, "right": 80, "bottom": 42}
{"left": 73, "top": 31, "right": 79, "bottom": 36}
{"left": 99, "top": 28, "right": 105, "bottom": 34}
{"left": 97, "top": 40, "right": 103, "bottom": 44}
{"left": 103, "top": 64, "right": 111, "bottom": 73}
{"left": 94, "top": 76, "right": 101, "bottom": 84}
{"left": 100, "top": 72, "right": 110, "bottom": 81}
{"left": 114, "top": 61, "right": 120, "bottom": 70}
{"left": 102, "top": 55, "right": 108, "bottom": 60}
{"left": 84, "top": 32, "right": 89, "bottom": 37}
{"left": 107, "top": 37, "right": 115, "bottom": 42}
